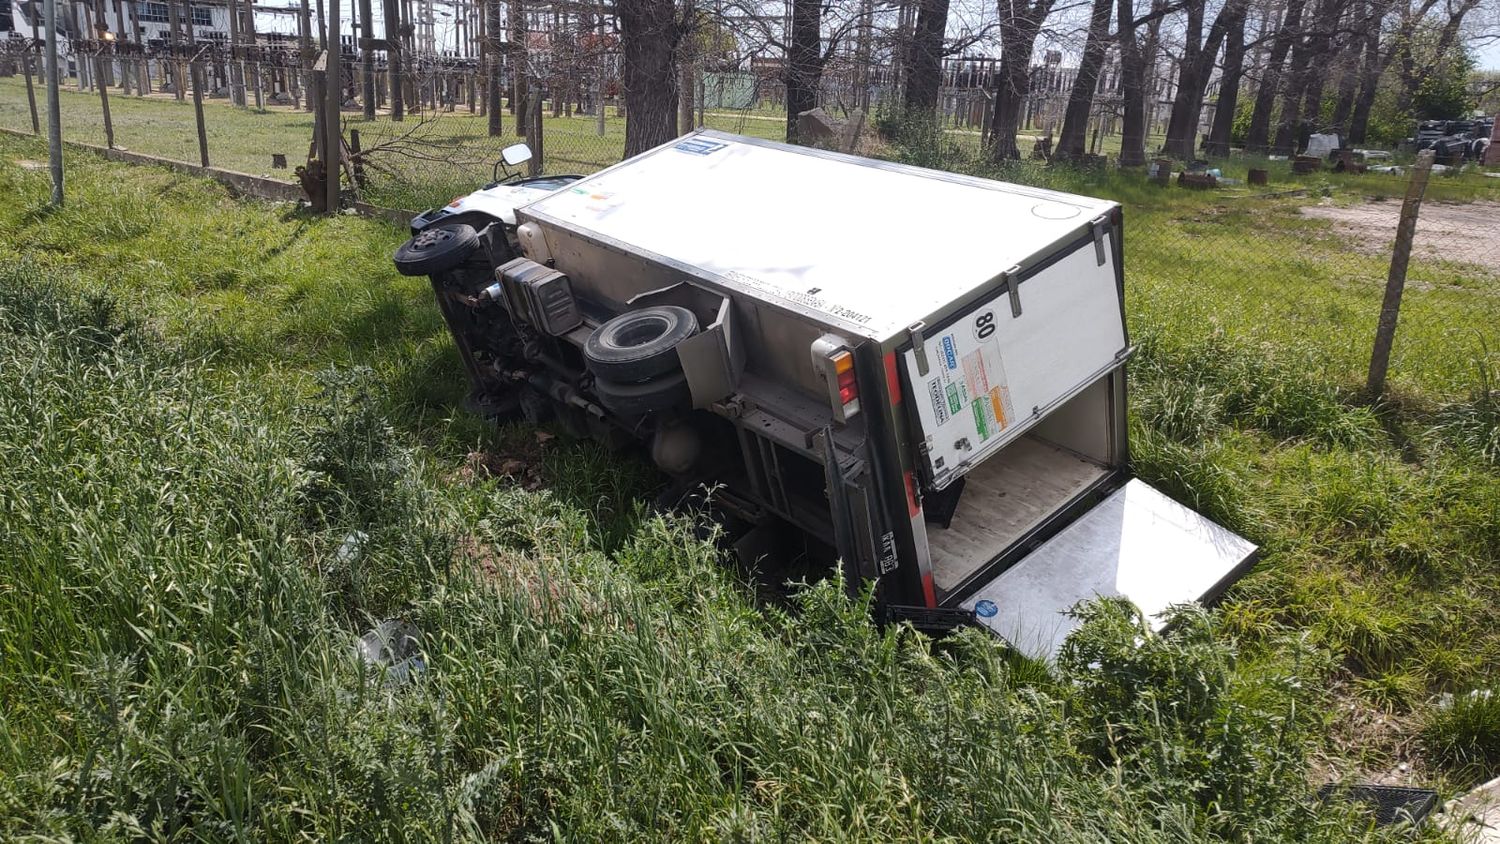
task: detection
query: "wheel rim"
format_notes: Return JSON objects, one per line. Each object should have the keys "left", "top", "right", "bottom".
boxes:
{"left": 413, "top": 228, "right": 456, "bottom": 251}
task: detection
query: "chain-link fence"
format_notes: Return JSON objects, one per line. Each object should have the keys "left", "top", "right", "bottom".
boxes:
{"left": 1120, "top": 160, "right": 1500, "bottom": 404}
{"left": 0, "top": 42, "right": 789, "bottom": 210}
{"left": 1, "top": 42, "right": 1496, "bottom": 407}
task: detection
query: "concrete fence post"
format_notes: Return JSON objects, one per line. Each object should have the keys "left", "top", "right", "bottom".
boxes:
{"left": 323, "top": 0, "right": 342, "bottom": 215}
{"left": 44, "top": 0, "right": 63, "bottom": 206}
{"left": 191, "top": 60, "right": 209, "bottom": 166}
{"left": 22, "top": 51, "right": 40, "bottom": 134}
{"left": 1366, "top": 149, "right": 1435, "bottom": 399}
{"left": 95, "top": 54, "right": 115, "bottom": 149}
{"left": 529, "top": 89, "right": 543, "bottom": 177}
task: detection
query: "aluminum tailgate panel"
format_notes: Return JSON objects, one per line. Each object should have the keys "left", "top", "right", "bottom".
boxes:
{"left": 959, "top": 479, "right": 1257, "bottom": 661}
{"left": 901, "top": 237, "right": 1127, "bottom": 490}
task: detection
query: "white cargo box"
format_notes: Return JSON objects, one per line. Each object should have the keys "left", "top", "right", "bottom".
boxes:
{"left": 508, "top": 131, "right": 1256, "bottom": 658}
{"left": 522, "top": 130, "right": 1119, "bottom": 343}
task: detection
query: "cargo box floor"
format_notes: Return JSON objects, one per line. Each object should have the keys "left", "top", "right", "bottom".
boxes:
{"left": 927, "top": 435, "right": 1108, "bottom": 594}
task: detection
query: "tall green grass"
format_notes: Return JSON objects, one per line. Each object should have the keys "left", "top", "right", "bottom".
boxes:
{"left": 1, "top": 132, "right": 1497, "bottom": 835}
{"left": 0, "top": 266, "right": 1407, "bottom": 840}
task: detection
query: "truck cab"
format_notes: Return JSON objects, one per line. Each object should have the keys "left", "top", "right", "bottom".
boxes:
{"left": 393, "top": 130, "right": 1257, "bottom": 660}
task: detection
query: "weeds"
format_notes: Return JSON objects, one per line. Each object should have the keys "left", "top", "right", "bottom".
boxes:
{"left": 1422, "top": 690, "right": 1500, "bottom": 785}
{"left": 0, "top": 132, "right": 1496, "bottom": 837}
{"left": 1432, "top": 354, "right": 1500, "bottom": 466}
{"left": 0, "top": 266, "right": 1409, "bottom": 840}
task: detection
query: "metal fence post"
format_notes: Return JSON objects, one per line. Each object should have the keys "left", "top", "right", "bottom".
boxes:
{"left": 1365, "top": 149, "right": 1435, "bottom": 398}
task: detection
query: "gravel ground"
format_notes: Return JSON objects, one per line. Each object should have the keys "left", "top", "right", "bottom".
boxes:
{"left": 1300, "top": 199, "right": 1500, "bottom": 272}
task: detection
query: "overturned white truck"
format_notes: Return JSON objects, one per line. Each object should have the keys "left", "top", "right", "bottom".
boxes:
{"left": 393, "top": 130, "right": 1257, "bottom": 659}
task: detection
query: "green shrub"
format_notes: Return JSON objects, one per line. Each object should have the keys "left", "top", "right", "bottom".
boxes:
{"left": 1059, "top": 600, "right": 1334, "bottom": 838}
{"left": 1422, "top": 690, "right": 1500, "bottom": 782}
{"left": 1433, "top": 358, "right": 1500, "bottom": 466}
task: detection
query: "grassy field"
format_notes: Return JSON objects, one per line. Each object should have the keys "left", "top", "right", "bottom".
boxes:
{"left": 881, "top": 138, "right": 1500, "bottom": 401}
{"left": 0, "top": 75, "right": 1172, "bottom": 210}
{"left": 4, "top": 75, "right": 1494, "bottom": 398}
{"left": 1, "top": 130, "right": 1498, "bottom": 839}
{"left": 0, "top": 75, "right": 789, "bottom": 209}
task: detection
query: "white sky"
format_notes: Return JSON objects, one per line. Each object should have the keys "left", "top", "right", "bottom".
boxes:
{"left": 1478, "top": 38, "right": 1499, "bottom": 71}
{"left": 246, "top": 2, "right": 1500, "bottom": 72}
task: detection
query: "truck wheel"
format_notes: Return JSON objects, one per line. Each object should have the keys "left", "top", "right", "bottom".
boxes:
{"left": 393, "top": 223, "right": 480, "bottom": 277}
{"left": 584, "top": 306, "right": 698, "bottom": 382}
{"left": 592, "top": 370, "right": 692, "bottom": 415}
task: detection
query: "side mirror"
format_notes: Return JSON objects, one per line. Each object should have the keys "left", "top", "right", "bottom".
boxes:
{"left": 501, "top": 143, "right": 533, "bottom": 167}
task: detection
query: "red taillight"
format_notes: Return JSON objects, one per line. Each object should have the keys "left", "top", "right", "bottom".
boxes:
{"left": 812, "top": 337, "right": 861, "bottom": 424}
{"left": 837, "top": 368, "right": 858, "bottom": 404}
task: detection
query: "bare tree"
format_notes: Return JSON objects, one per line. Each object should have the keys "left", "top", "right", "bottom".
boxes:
{"left": 1327, "top": 0, "right": 1370, "bottom": 135}
{"left": 1244, "top": 0, "right": 1305, "bottom": 152}
{"left": 785, "top": 0, "right": 824, "bottom": 140}
{"left": 988, "top": 0, "right": 1060, "bottom": 160}
{"left": 1269, "top": 0, "right": 1342, "bottom": 153}
{"left": 1116, "top": 0, "right": 1170, "bottom": 166}
{"left": 1056, "top": 0, "right": 1115, "bottom": 160}
{"left": 901, "top": 0, "right": 952, "bottom": 115}
{"left": 1164, "top": 0, "right": 1248, "bottom": 158}
{"left": 1204, "top": 0, "right": 1247, "bottom": 155}
{"left": 620, "top": 0, "right": 689, "bottom": 154}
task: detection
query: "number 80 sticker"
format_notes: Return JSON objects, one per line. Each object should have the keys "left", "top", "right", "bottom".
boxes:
{"left": 973, "top": 310, "right": 996, "bottom": 342}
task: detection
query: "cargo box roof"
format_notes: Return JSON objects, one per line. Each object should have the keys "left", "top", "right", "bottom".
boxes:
{"left": 520, "top": 130, "right": 1120, "bottom": 342}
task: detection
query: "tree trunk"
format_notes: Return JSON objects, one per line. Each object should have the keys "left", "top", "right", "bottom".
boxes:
{"left": 485, "top": 0, "right": 502, "bottom": 133}
{"left": 619, "top": 0, "right": 681, "bottom": 155}
{"left": 1169, "top": 0, "right": 1244, "bottom": 158}
{"left": 510, "top": 0, "right": 528, "bottom": 127}
{"left": 1162, "top": 0, "right": 1207, "bottom": 157}
{"left": 785, "top": 0, "right": 823, "bottom": 142}
{"left": 1115, "top": 0, "right": 1148, "bottom": 165}
{"left": 900, "top": 0, "right": 950, "bottom": 117}
{"left": 384, "top": 0, "right": 403, "bottom": 120}
{"left": 1330, "top": 5, "right": 1364, "bottom": 137}
{"left": 988, "top": 57, "right": 1028, "bottom": 160}
{"left": 680, "top": 56, "right": 695, "bottom": 131}
{"left": 987, "top": 0, "right": 1055, "bottom": 161}
{"left": 1244, "top": 0, "right": 1305, "bottom": 153}
{"left": 1204, "top": 1, "right": 1246, "bottom": 157}
{"left": 1055, "top": 0, "right": 1112, "bottom": 161}
{"left": 1274, "top": 0, "right": 1341, "bottom": 154}
{"left": 1347, "top": 13, "right": 1384, "bottom": 141}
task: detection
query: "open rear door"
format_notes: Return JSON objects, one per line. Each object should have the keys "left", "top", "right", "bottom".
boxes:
{"left": 902, "top": 234, "right": 1126, "bottom": 492}
{"left": 959, "top": 479, "right": 1257, "bottom": 661}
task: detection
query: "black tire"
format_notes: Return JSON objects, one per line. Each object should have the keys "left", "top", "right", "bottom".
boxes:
{"left": 591, "top": 370, "right": 692, "bottom": 415}
{"left": 393, "top": 223, "right": 480, "bottom": 277}
{"left": 584, "top": 306, "right": 699, "bottom": 382}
